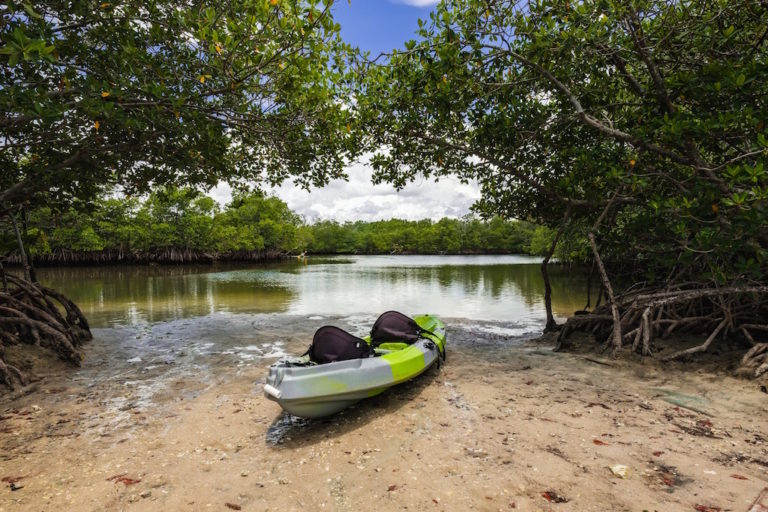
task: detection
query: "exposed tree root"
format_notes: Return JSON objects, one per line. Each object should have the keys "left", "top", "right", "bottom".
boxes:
{"left": 0, "top": 269, "right": 90, "bottom": 390}
{"left": 555, "top": 283, "right": 768, "bottom": 377}
{"left": 5, "top": 247, "right": 287, "bottom": 265}
{"left": 741, "top": 341, "right": 768, "bottom": 378}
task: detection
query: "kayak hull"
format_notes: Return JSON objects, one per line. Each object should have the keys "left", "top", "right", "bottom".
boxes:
{"left": 264, "top": 315, "right": 446, "bottom": 418}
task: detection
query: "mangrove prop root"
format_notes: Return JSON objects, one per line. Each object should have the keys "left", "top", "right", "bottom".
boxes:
{"left": 556, "top": 284, "right": 768, "bottom": 377}
{"left": 741, "top": 343, "right": 768, "bottom": 377}
{"left": 0, "top": 274, "right": 90, "bottom": 390}
{"left": 4, "top": 247, "right": 286, "bottom": 266}
{"left": 661, "top": 318, "right": 728, "bottom": 361}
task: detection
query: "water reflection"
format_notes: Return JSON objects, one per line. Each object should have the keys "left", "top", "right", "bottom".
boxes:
{"left": 34, "top": 255, "right": 592, "bottom": 327}
{"left": 37, "top": 264, "right": 295, "bottom": 326}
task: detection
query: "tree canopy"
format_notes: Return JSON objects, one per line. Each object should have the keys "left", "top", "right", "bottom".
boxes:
{"left": 359, "top": 0, "right": 767, "bottom": 281}
{"left": 0, "top": 0, "right": 356, "bottom": 210}
{"left": 357, "top": 0, "right": 768, "bottom": 360}
{"left": 0, "top": 0, "right": 359, "bottom": 387}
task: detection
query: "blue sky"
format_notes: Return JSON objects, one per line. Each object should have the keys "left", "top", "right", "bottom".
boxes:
{"left": 332, "top": 0, "right": 439, "bottom": 57}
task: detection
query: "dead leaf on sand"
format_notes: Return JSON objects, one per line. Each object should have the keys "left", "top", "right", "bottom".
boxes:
{"left": 541, "top": 490, "right": 568, "bottom": 503}
{"left": 694, "top": 505, "right": 722, "bottom": 512}
{"left": 1, "top": 475, "right": 28, "bottom": 484}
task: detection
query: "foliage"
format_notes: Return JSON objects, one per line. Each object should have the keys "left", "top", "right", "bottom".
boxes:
{"left": 304, "top": 215, "right": 536, "bottom": 254}
{"left": 357, "top": 0, "right": 768, "bottom": 285}
{"left": 1, "top": 189, "right": 539, "bottom": 259}
{"left": 2, "top": 189, "right": 301, "bottom": 257}
{"left": 0, "top": 0, "right": 356, "bottom": 211}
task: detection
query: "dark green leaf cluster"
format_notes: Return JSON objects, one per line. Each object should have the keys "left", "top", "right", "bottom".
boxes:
{"left": 356, "top": 0, "right": 768, "bottom": 285}
{"left": 1, "top": 0, "right": 357, "bottom": 209}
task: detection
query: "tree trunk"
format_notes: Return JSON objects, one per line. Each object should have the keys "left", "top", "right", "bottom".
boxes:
{"left": 542, "top": 206, "right": 571, "bottom": 332}
{"left": 20, "top": 207, "right": 37, "bottom": 283}
{"left": 9, "top": 209, "right": 33, "bottom": 282}
{"left": 588, "top": 233, "right": 622, "bottom": 354}
{"left": 584, "top": 261, "right": 595, "bottom": 310}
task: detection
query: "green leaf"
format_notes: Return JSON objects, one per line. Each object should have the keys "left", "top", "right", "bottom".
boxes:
{"left": 23, "top": 2, "right": 42, "bottom": 19}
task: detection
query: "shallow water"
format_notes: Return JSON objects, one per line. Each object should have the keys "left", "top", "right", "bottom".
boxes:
{"left": 25, "top": 255, "right": 591, "bottom": 422}
{"left": 6, "top": 258, "right": 768, "bottom": 511}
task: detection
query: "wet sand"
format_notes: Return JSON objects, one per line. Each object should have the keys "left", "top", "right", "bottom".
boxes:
{"left": 1, "top": 315, "right": 767, "bottom": 511}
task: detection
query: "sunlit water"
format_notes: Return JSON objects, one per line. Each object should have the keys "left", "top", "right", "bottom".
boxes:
{"left": 29, "top": 256, "right": 591, "bottom": 409}
{"left": 36, "top": 255, "right": 589, "bottom": 328}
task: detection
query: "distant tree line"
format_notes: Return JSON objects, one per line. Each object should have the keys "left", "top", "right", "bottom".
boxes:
{"left": 0, "top": 188, "right": 546, "bottom": 264}
{"left": 307, "top": 217, "right": 540, "bottom": 255}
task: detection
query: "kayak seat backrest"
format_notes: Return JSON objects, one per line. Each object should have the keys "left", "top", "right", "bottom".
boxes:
{"left": 309, "top": 326, "right": 373, "bottom": 364}
{"left": 370, "top": 311, "right": 422, "bottom": 347}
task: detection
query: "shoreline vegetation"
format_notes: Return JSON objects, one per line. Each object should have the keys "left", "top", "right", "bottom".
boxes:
{"left": 1, "top": 188, "right": 548, "bottom": 267}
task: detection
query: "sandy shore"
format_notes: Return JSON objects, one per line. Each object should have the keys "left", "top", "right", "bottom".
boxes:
{"left": 1, "top": 318, "right": 767, "bottom": 511}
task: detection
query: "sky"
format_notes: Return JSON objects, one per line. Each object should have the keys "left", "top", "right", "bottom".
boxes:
{"left": 332, "top": 0, "right": 440, "bottom": 58}
{"left": 213, "top": 0, "right": 482, "bottom": 222}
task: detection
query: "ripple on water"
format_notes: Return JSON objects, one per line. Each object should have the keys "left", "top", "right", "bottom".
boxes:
{"left": 72, "top": 313, "right": 545, "bottom": 429}
{"left": 447, "top": 319, "right": 542, "bottom": 347}
{"left": 339, "top": 314, "right": 378, "bottom": 337}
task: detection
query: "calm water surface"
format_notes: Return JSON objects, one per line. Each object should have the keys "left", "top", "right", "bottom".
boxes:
{"left": 22, "top": 256, "right": 592, "bottom": 417}
{"left": 35, "top": 255, "right": 589, "bottom": 328}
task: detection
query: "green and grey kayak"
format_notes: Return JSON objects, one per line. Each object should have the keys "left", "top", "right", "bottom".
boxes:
{"left": 264, "top": 314, "right": 446, "bottom": 418}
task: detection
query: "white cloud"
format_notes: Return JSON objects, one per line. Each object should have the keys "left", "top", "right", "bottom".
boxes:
{"left": 209, "top": 157, "right": 481, "bottom": 223}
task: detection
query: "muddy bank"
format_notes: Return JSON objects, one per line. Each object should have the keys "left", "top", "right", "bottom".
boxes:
{"left": 1, "top": 314, "right": 767, "bottom": 511}
{"left": 4, "top": 248, "right": 287, "bottom": 266}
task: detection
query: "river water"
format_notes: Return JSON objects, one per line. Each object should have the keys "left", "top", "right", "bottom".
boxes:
{"left": 25, "top": 255, "right": 589, "bottom": 415}
{"left": 36, "top": 255, "right": 588, "bottom": 328}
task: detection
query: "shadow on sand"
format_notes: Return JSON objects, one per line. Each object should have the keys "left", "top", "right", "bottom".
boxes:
{"left": 265, "top": 362, "right": 442, "bottom": 448}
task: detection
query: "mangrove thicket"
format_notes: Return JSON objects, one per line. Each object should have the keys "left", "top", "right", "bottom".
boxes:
{"left": 356, "top": 0, "right": 768, "bottom": 372}
{"left": 1, "top": 188, "right": 542, "bottom": 262}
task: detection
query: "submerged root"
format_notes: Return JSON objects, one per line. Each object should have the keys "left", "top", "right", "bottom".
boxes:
{"left": 556, "top": 284, "right": 768, "bottom": 377}
{"left": 0, "top": 273, "right": 90, "bottom": 390}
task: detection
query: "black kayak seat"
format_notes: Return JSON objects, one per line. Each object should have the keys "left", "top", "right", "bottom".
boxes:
{"left": 370, "top": 311, "right": 423, "bottom": 346}
{"left": 309, "top": 326, "right": 374, "bottom": 364}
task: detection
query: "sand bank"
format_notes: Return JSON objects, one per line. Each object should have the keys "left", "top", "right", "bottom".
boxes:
{"left": 1, "top": 316, "right": 767, "bottom": 511}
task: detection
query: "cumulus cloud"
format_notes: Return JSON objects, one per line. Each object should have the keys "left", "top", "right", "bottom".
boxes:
{"left": 209, "top": 158, "right": 481, "bottom": 223}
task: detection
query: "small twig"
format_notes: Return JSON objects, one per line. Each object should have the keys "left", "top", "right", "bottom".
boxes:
{"left": 584, "top": 356, "right": 613, "bottom": 367}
